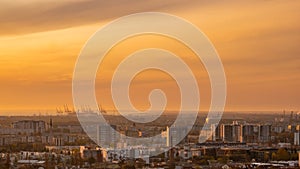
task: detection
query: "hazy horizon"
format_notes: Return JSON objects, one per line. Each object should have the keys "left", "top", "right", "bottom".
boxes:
{"left": 0, "top": 109, "right": 296, "bottom": 117}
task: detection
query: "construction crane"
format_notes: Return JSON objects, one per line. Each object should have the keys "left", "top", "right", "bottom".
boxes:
{"left": 56, "top": 107, "right": 64, "bottom": 116}
{"left": 98, "top": 104, "right": 107, "bottom": 114}
{"left": 64, "top": 104, "right": 72, "bottom": 113}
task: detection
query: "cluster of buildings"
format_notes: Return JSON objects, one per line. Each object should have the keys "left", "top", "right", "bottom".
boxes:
{"left": 1, "top": 112, "right": 300, "bottom": 168}
{"left": 0, "top": 119, "right": 88, "bottom": 147}
{"left": 2, "top": 141, "right": 300, "bottom": 169}
{"left": 88, "top": 118, "right": 300, "bottom": 168}
{"left": 200, "top": 117, "right": 300, "bottom": 146}
{"left": 203, "top": 121, "right": 272, "bottom": 143}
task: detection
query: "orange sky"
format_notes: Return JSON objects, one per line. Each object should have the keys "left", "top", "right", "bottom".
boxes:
{"left": 0, "top": 0, "right": 299, "bottom": 115}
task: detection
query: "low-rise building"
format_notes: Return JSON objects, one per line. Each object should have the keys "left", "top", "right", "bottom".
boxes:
{"left": 12, "top": 120, "right": 48, "bottom": 134}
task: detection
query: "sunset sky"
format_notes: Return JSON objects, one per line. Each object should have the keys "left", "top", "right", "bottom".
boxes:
{"left": 0, "top": 0, "right": 299, "bottom": 115}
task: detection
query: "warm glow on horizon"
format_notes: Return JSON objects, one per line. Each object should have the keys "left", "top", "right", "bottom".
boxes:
{"left": 0, "top": 0, "right": 299, "bottom": 115}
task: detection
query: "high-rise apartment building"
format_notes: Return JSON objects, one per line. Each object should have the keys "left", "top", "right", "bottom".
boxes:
{"left": 294, "top": 132, "right": 300, "bottom": 145}
{"left": 258, "top": 124, "right": 271, "bottom": 143}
